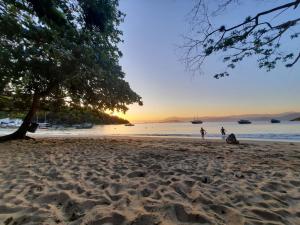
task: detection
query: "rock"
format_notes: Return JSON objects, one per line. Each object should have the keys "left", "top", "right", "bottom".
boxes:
{"left": 226, "top": 133, "right": 239, "bottom": 144}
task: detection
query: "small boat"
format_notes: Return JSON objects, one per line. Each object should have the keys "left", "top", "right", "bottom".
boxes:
{"left": 0, "top": 118, "right": 23, "bottom": 128}
{"left": 190, "top": 114, "right": 203, "bottom": 124}
{"left": 238, "top": 120, "right": 251, "bottom": 124}
{"left": 271, "top": 119, "right": 280, "bottom": 123}
{"left": 125, "top": 123, "right": 135, "bottom": 126}
{"left": 191, "top": 120, "right": 203, "bottom": 124}
{"left": 81, "top": 123, "right": 93, "bottom": 129}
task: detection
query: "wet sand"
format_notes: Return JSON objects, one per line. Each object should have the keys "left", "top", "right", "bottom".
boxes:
{"left": 0, "top": 137, "right": 300, "bottom": 225}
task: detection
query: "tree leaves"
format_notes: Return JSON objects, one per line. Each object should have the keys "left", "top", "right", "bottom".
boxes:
{"left": 0, "top": 0, "right": 142, "bottom": 114}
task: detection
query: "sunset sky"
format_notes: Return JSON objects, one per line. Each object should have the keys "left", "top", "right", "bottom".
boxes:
{"left": 117, "top": 0, "right": 300, "bottom": 122}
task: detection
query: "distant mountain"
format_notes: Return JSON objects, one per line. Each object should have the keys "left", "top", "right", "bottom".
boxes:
{"left": 161, "top": 112, "right": 300, "bottom": 123}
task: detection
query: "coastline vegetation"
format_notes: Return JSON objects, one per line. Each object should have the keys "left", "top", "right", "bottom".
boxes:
{"left": 291, "top": 117, "right": 300, "bottom": 121}
{"left": 0, "top": 107, "right": 129, "bottom": 126}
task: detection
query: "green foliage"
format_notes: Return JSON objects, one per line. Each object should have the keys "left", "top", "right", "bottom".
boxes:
{"left": 0, "top": 0, "right": 142, "bottom": 114}
{"left": 0, "top": 95, "right": 11, "bottom": 110}
{"left": 0, "top": 110, "right": 24, "bottom": 119}
{"left": 291, "top": 117, "right": 300, "bottom": 121}
{"left": 39, "top": 107, "right": 129, "bottom": 125}
{"left": 0, "top": 107, "right": 129, "bottom": 125}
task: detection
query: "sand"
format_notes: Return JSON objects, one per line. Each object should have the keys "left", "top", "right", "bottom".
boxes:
{"left": 0, "top": 137, "right": 300, "bottom": 225}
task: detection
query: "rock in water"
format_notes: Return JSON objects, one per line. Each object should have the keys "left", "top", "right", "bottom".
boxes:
{"left": 226, "top": 133, "right": 239, "bottom": 144}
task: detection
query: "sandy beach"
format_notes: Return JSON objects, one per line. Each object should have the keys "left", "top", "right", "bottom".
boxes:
{"left": 0, "top": 137, "right": 300, "bottom": 225}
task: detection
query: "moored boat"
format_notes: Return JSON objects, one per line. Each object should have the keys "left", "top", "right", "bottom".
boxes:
{"left": 238, "top": 119, "right": 251, "bottom": 124}
{"left": 191, "top": 120, "right": 203, "bottom": 124}
{"left": 81, "top": 123, "right": 93, "bottom": 129}
{"left": 271, "top": 119, "right": 280, "bottom": 123}
{"left": 0, "top": 118, "right": 23, "bottom": 128}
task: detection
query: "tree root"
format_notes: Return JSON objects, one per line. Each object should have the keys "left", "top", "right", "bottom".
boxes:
{"left": 0, "top": 133, "right": 34, "bottom": 143}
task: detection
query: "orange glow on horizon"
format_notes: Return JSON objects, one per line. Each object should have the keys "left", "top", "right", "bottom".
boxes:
{"left": 117, "top": 104, "right": 300, "bottom": 123}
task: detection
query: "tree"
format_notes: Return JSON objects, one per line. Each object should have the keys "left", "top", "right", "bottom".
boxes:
{"left": 0, "top": 0, "right": 142, "bottom": 141}
{"left": 183, "top": 0, "right": 300, "bottom": 78}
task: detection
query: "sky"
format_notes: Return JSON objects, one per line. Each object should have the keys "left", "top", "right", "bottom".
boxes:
{"left": 116, "top": 0, "right": 300, "bottom": 122}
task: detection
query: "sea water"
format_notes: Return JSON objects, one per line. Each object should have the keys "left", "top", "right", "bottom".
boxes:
{"left": 1, "top": 121, "right": 300, "bottom": 142}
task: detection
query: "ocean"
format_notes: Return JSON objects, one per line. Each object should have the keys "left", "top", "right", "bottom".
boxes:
{"left": 1, "top": 121, "right": 300, "bottom": 142}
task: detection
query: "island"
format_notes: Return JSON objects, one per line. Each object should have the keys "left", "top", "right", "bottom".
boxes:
{"left": 291, "top": 117, "right": 300, "bottom": 121}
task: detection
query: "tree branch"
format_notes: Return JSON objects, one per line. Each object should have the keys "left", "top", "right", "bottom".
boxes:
{"left": 286, "top": 52, "right": 300, "bottom": 67}
{"left": 183, "top": 0, "right": 300, "bottom": 76}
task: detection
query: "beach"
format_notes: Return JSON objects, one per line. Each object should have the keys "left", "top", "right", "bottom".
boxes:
{"left": 0, "top": 137, "right": 300, "bottom": 225}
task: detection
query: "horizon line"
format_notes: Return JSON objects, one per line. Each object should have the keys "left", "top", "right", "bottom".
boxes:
{"left": 129, "top": 111, "right": 300, "bottom": 123}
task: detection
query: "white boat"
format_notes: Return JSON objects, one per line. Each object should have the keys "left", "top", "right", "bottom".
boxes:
{"left": 0, "top": 118, "right": 23, "bottom": 128}
{"left": 0, "top": 118, "right": 10, "bottom": 128}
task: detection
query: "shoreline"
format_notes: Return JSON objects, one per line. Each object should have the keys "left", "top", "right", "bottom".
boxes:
{"left": 5, "top": 133, "right": 300, "bottom": 144}
{"left": 116, "top": 134, "right": 300, "bottom": 143}
{"left": 1, "top": 129, "right": 300, "bottom": 144}
{"left": 1, "top": 120, "right": 300, "bottom": 143}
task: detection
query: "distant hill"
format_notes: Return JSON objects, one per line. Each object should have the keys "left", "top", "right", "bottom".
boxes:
{"left": 161, "top": 112, "right": 300, "bottom": 123}
{"left": 291, "top": 117, "right": 300, "bottom": 121}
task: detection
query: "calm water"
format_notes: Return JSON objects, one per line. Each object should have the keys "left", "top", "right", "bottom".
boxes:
{"left": 1, "top": 121, "right": 300, "bottom": 142}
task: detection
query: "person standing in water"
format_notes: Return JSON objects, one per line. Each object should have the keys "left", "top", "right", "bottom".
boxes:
{"left": 221, "top": 127, "right": 226, "bottom": 136}
{"left": 200, "top": 127, "right": 206, "bottom": 139}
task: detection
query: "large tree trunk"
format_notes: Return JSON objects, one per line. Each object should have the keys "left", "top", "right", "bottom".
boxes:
{"left": 0, "top": 94, "right": 40, "bottom": 142}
